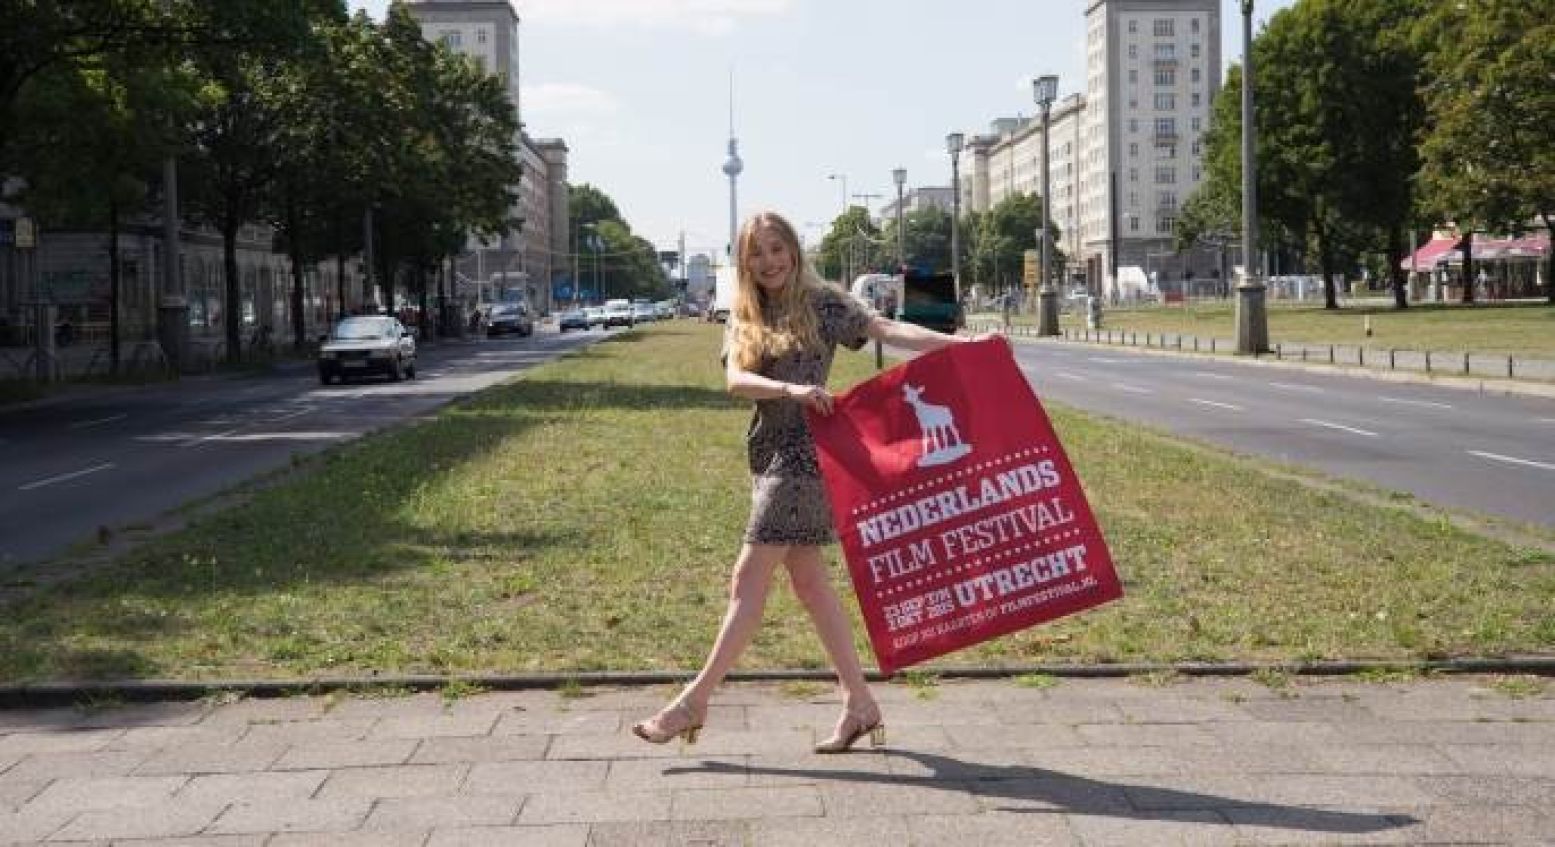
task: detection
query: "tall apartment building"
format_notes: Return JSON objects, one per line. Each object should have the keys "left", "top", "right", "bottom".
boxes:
{"left": 1081, "top": 0, "right": 1221, "bottom": 295}
{"left": 878, "top": 187, "right": 955, "bottom": 222}
{"left": 957, "top": 1, "right": 1221, "bottom": 297}
{"left": 405, "top": 0, "right": 570, "bottom": 313}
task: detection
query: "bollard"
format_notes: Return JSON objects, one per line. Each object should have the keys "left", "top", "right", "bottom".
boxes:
{"left": 1359, "top": 347, "right": 1365, "bottom": 367}
{"left": 1463, "top": 351, "right": 1470, "bottom": 375}
{"left": 1425, "top": 350, "right": 1432, "bottom": 373}
{"left": 1389, "top": 349, "right": 1396, "bottom": 370}
{"left": 1329, "top": 345, "right": 1335, "bottom": 364}
{"left": 1211, "top": 338, "right": 1217, "bottom": 353}
{"left": 1507, "top": 356, "right": 1514, "bottom": 379}
{"left": 1276, "top": 343, "right": 1282, "bottom": 360}
{"left": 1302, "top": 347, "right": 1308, "bottom": 362}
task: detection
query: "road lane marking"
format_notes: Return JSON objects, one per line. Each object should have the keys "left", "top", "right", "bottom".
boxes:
{"left": 1188, "top": 398, "right": 1244, "bottom": 412}
{"left": 1378, "top": 397, "right": 1453, "bottom": 410}
{"left": 1192, "top": 372, "right": 1233, "bottom": 380}
{"left": 1087, "top": 357, "right": 1126, "bottom": 364}
{"left": 70, "top": 414, "right": 128, "bottom": 429}
{"left": 1056, "top": 371, "right": 1085, "bottom": 381}
{"left": 1538, "top": 418, "right": 1555, "bottom": 424}
{"left": 1271, "top": 382, "right": 1324, "bottom": 392}
{"left": 19, "top": 463, "right": 116, "bottom": 491}
{"left": 1300, "top": 418, "right": 1379, "bottom": 438}
{"left": 1111, "top": 383, "right": 1154, "bottom": 395}
{"left": 1467, "top": 450, "right": 1555, "bottom": 472}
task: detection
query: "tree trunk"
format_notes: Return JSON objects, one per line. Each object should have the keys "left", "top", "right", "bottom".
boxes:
{"left": 333, "top": 212, "right": 346, "bottom": 319}
{"left": 286, "top": 199, "right": 306, "bottom": 353}
{"left": 108, "top": 196, "right": 121, "bottom": 375}
{"left": 1316, "top": 227, "right": 1339, "bottom": 310}
{"left": 223, "top": 217, "right": 241, "bottom": 365}
{"left": 417, "top": 267, "right": 430, "bottom": 342}
{"left": 1389, "top": 225, "right": 1408, "bottom": 310}
{"left": 1544, "top": 213, "right": 1554, "bottom": 305}
{"left": 1460, "top": 230, "right": 1475, "bottom": 304}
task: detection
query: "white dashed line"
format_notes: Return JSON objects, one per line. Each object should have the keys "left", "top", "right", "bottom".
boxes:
{"left": 1188, "top": 398, "right": 1244, "bottom": 412}
{"left": 1192, "top": 372, "right": 1233, "bottom": 380}
{"left": 1088, "top": 357, "right": 1126, "bottom": 364}
{"left": 1466, "top": 450, "right": 1555, "bottom": 472}
{"left": 1270, "top": 382, "right": 1324, "bottom": 393}
{"left": 1111, "top": 383, "right": 1153, "bottom": 395}
{"left": 1056, "top": 371, "right": 1085, "bottom": 381}
{"left": 1300, "top": 418, "right": 1379, "bottom": 438}
{"left": 1378, "top": 397, "right": 1453, "bottom": 410}
{"left": 69, "top": 413, "right": 128, "bottom": 429}
{"left": 19, "top": 463, "right": 116, "bottom": 491}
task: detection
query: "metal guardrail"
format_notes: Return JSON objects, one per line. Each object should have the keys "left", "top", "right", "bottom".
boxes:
{"left": 967, "top": 321, "right": 1555, "bottom": 383}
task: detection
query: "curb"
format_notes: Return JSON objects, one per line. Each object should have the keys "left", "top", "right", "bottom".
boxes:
{"left": 3, "top": 657, "right": 1552, "bottom": 710}
{"left": 970, "top": 325, "right": 1555, "bottom": 401}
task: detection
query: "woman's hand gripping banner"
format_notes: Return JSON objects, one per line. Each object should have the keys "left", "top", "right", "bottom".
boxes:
{"left": 807, "top": 339, "right": 1122, "bottom": 674}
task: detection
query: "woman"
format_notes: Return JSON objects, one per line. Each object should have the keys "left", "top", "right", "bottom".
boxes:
{"left": 631, "top": 211, "right": 994, "bottom": 753}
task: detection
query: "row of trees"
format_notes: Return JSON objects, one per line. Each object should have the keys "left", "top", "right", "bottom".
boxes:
{"left": 3, "top": 0, "right": 523, "bottom": 366}
{"left": 814, "top": 193, "right": 1061, "bottom": 296}
{"left": 1178, "top": 0, "right": 1553, "bottom": 308}
{"left": 567, "top": 183, "right": 671, "bottom": 302}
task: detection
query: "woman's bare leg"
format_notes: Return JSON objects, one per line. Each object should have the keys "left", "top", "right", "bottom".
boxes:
{"left": 675, "top": 542, "right": 789, "bottom": 712}
{"left": 784, "top": 545, "right": 876, "bottom": 714}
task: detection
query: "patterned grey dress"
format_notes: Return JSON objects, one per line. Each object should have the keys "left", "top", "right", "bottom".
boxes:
{"left": 723, "top": 283, "right": 875, "bottom": 546}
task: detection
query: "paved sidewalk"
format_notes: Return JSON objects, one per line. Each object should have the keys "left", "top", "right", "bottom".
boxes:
{"left": 0, "top": 675, "right": 1551, "bottom": 845}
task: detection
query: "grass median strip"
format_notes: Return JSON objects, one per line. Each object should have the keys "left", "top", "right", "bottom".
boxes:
{"left": 1, "top": 322, "right": 1551, "bottom": 682}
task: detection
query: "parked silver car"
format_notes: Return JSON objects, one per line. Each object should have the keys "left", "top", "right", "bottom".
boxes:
{"left": 317, "top": 316, "right": 417, "bottom": 384}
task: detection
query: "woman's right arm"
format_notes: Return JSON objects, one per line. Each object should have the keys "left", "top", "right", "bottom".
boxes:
{"left": 726, "top": 359, "right": 835, "bottom": 415}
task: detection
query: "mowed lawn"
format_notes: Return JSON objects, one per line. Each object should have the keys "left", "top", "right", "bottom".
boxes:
{"left": 976, "top": 300, "right": 1555, "bottom": 358}
{"left": 1, "top": 322, "right": 1551, "bottom": 682}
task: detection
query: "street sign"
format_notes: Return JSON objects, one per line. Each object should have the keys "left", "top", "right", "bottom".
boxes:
{"left": 1023, "top": 249, "right": 1039, "bottom": 286}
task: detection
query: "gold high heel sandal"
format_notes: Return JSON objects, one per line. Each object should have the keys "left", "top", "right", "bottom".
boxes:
{"left": 814, "top": 706, "right": 885, "bottom": 754}
{"left": 631, "top": 700, "right": 704, "bottom": 745}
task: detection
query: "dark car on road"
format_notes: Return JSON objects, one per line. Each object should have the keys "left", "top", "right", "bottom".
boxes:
{"left": 317, "top": 316, "right": 417, "bottom": 384}
{"left": 558, "top": 309, "right": 590, "bottom": 332}
{"left": 487, "top": 302, "right": 534, "bottom": 337}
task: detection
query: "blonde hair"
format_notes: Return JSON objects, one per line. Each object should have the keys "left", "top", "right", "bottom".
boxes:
{"left": 729, "top": 212, "right": 827, "bottom": 371}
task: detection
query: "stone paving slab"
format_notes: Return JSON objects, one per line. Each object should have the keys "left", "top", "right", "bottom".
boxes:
{"left": 0, "top": 676, "right": 1547, "bottom": 844}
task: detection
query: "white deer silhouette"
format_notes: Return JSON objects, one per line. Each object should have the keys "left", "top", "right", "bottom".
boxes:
{"left": 903, "top": 383, "right": 971, "bottom": 467}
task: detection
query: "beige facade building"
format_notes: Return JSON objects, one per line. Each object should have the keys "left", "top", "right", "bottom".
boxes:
{"left": 957, "top": 0, "right": 1222, "bottom": 297}
{"left": 406, "top": 0, "right": 570, "bottom": 313}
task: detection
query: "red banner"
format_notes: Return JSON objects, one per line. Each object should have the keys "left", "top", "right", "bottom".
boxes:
{"left": 808, "top": 339, "right": 1122, "bottom": 674}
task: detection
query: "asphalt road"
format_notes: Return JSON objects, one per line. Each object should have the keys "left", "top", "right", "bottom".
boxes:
{"left": 0, "top": 326, "right": 609, "bottom": 567}
{"left": 1005, "top": 340, "right": 1555, "bottom": 529}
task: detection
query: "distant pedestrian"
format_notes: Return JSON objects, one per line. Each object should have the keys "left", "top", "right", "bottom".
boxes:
{"left": 630, "top": 210, "right": 1002, "bottom": 753}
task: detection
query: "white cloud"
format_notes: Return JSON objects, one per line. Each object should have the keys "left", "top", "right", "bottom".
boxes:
{"left": 522, "top": 82, "right": 621, "bottom": 118}
{"left": 516, "top": 0, "right": 792, "bottom": 34}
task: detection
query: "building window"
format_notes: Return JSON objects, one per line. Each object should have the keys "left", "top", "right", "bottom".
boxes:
{"left": 1129, "top": 168, "right": 1138, "bottom": 183}
{"left": 1154, "top": 43, "right": 1176, "bottom": 60}
{"left": 1191, "top": 43, "right": 1201, "bottom": 59}
{"left": 1129, "top": 20, "right": 1138, "bottom": 34}
{"left": 1128, "top": 69, "right": 1138, "bottom": 83}
{"left": 439, "top": 31, "right": 462, "bottom": 48}
{"left": 1155, "top": 117, "right": 1177, "bottom": 137}
{"left": 1192, "top": 139, "right": 1202, "bottom": 155}
{"left": 1129, "top": 44, "right": 1138, "bottom": 59}
{"left": 1158, "top": 215, "right": 1176, "bottom": 234}
{"left": 1159, "top": 191, "right": 1178, "bottom": 209}
{"left": 1192, "top": 68, "right": 1202, "bottom": 83}
{"left": 1156, "top": 167, "right": 1177, "bottom": 184}
{"left": 1155, "top": 68, "right": 1176, "bottom": 86}
{"left": 1129, "top": 142, "right": 1139, "bottom": 157}
{"left": 1129, "top": 118, "right": 1139, "bottom": 133}
{"left": 477, "top": 28, "right": 487, "bottom": 44}
{"left": 1129, "top": 191, "right": 1138, "bottom": 206}
{"left": 1155, "top": 93, "right": 1175, "bottom": 110}
{"left": 1130, "top": 216, "right": 1140, "bottom": 232}
{"left": 1193, "top": 166, "right": 1202, "bottom": 182}
{"left": 1192, "top": 117, "right": 1202, "bottom": 131}
{"left": 1129, "top": 97, "right": 1138, "bottom": 109}
{"left": 1191, "top": 17, "right": 1200, "bottom": 34}
{"left": 1153, "top": 18, "right": 1175, "bottom": 37}
{"left": 1191, "top": 93, "right": 1201, "bottom": 107}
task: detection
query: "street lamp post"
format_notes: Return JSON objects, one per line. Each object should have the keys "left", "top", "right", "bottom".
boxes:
{"left": 1236, "top": 0, "right": 1269, "bottom": 354}
{"left": 946, "top": 132, "right": 965, "bottom": 311}
{"left": 885, "top": 167, "right": 907, "bottom": 369}
{"left": 1034, "top": 74, "right": 1061, "bottom": 337}
{"left": 827, "top": 173, "right": 848, "bottom": 282}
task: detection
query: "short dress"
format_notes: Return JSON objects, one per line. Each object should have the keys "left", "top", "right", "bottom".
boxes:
{"left": 723, "top": 284, "right": 876, "bottom": 546}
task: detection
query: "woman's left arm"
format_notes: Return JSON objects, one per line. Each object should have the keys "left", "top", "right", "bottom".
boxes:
{"left": 865, "top": 316, "right": 1000, "bottom": 353}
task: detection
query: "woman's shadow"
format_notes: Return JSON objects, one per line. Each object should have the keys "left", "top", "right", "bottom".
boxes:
{"left": 668, "top": 749, "right": 1416, "bottom": 835}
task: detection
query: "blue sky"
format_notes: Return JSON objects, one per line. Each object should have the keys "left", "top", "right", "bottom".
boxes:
{"left": 350, "top": 0, "right": 1295, "bottom": 259}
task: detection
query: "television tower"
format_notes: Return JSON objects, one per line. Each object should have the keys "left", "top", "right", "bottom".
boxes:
{"left": 721, "top": 69, "right": 743, "bottom": 262}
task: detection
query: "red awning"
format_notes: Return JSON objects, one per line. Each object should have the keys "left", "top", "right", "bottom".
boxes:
{"left": 1400, "top": 237, "right": 1463, "bottom": 271}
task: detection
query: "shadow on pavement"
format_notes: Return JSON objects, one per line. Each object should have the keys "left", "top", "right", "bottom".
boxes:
{"left": 672, "top": 750, "right": 1418, "bottom": 835}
